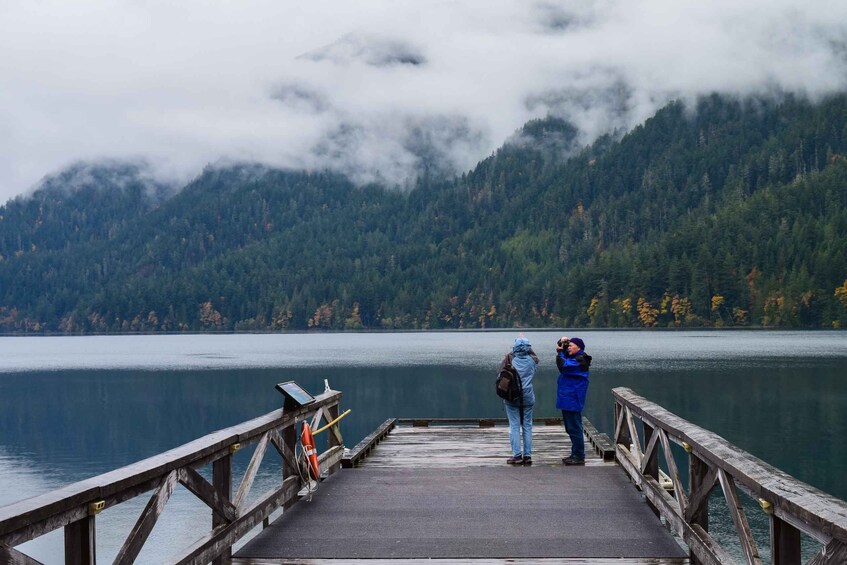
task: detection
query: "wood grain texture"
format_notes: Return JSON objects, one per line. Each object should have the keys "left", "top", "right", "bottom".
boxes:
{"left": 355, "top": 423, "right": 608, "bottom": 468}
{"left": 613, "top": 386, "right": 847, "bottom": 564}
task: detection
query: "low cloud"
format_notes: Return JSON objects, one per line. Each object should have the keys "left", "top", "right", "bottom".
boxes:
{"left": 300, "top": 33, "right": 427, "bottom": 68}
{"left": 2, "top": 0, "right": 846, "bottom": 202}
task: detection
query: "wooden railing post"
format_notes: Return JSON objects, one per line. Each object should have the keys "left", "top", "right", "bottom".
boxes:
{"left": 642, "top": 422, "right": 658, "bottom": 479}
{"left": 212, "top": 453, "right": 233, "bottom": 565}
{"left": 282, "top": 421, "right": 298, "bottom": 510}
{"left": 689, "top": 453, "right": 710, "bottom": 565}
{"left": 615, "top": 401, "right": 632, "bottom": 450}
{"left": 64, "top": 515, "right": 95, "bottom": 565}
{"left": 326, "top": 402, "right": 342, "bottom": 474}
{"left": 641, "top": 421, "right": 660, "bottom": 517}
{"left": 770, "top": 515, "right": 801, "bottom": 565}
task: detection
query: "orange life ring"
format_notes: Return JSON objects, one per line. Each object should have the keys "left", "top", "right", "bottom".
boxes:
{"left": 301, "top": 422, "right": 320, "bottom": 480}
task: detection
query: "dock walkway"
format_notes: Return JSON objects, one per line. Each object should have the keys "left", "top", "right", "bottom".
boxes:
{"left": 6, "top": 386, "right": 846, "bottom": 564}
{"left": 233, "top": 422, "right": 688, "bottom": 564}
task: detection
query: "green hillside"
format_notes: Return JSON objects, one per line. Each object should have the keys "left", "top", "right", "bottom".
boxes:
{"left": 2, "top": 94, "right": 847, "bottom": 332}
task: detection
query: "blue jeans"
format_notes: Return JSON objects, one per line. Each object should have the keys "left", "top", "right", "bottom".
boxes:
{"left": 561, "top": 410, "right": 585, "bottom": 460}
{"left": 505, "top": 402, "right": 533, "bottom": 457}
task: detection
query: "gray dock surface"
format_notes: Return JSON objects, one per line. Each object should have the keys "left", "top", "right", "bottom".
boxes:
{"left": 234, "top": 424, "right": 688, "bottom": 564}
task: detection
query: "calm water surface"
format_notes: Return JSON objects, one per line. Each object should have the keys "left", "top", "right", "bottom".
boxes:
{"left": 1, "top": 330, "right": 845, "bottom": 563}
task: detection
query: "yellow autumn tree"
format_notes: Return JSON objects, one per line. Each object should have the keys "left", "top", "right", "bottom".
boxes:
{"left": 611, "top": 297, "right": 633, "bottom": 326}
{"left": 587, "top": 294, "right": 606, "bottom": 327}
{"left": 670, "top": 295, "right": 692, "bottom": 327}
{"left": 835, "top": 279, "right": 847, "bottom": 307}
{"left": 636, "top": 298, "right": 659, "bottom": 327}
{"left": 345, "top": 303, "right": 363, "bottom": 330}
{"left": 308, "top": 301, "right": 336, "bottom": 329}
{"left": 199, "top": 302, "right": 223, "bottom": 329}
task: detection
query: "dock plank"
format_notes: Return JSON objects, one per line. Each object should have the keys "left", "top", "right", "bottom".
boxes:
{"left": 357, "top": 424, "right": 607, "bottom": 468}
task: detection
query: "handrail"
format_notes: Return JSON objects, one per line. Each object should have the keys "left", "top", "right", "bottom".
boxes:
{"left": 613, "top": 387, "right": 847, "bottom": 565}
{"left": 0, "top": 389, "right": 345, "bottom": 565}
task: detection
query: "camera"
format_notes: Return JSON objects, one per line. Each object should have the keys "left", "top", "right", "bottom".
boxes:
{"left": 557, "top": 338, "right": 570, "bottom": 349}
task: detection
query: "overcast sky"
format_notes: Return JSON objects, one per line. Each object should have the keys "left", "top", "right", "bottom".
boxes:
{"left": 2, "top": 0, "right": 846, "bottom": 203}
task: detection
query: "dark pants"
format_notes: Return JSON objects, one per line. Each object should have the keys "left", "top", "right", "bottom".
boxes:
{"left": 561, "top": 410, "right": 585, "bottom": 460}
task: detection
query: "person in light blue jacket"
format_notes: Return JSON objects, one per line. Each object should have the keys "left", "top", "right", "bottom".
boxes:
{"left": 556, "top": 336, "right": 592, "bottom": 465}
{"left": 502, "top": 336, "right": 539, "bottom": 466}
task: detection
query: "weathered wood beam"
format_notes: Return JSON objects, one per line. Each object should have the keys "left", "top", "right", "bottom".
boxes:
{"left": 687, "top": 523, "right": 737, "bottom": 565}
{"left": 658, "top": 428, "right": 688, "bottom": 514}
{"left": 233, "top": 431, "right": 271, "bottom": 512}
{"left": 613, "top": 387, "right": 847, "bottom": 544}
{"left": 0, "top": 544, "right": 45, "bottom": 565}
{"left": 0, "top": 485, "right": 95, "bottom": 547}
{"left": 113, "top": 469, "right": 178, "bottom": 565}
{"left": 323, "top": 405, "right": 343, "bottom": 450}
{"left": 0, "top": 390, "right": 341, "bottom": 543}
{"left": 64, "top": 514, "right": 95, "bottom": 565}
{"left": 582, "top": 416, "right": 616, "bottom": 461}
{"left": 173, "top": 476, "right": 300, "bottom": 565}
{"left": 807, "top": 539, "right": 847, "bottom": 565}
{"left": 309, "top": 409, "right": 323, "bottom": 430}
{"left": 617, "top": 445, "right": 729, "bottom": 564}
{"left": 769, "top": 514, "right": 800, "bottom": 565}
{"left": 684, "top": 466, "right": 718, "bottom": 524}
{"left": 281, "top": 421, "right": 298, "bottom": 493}
{"left": 178, "top": 468, "right": 238, "bottom": 523}
{"left": 212, "top": 454, "right": 232, "bottom": 565}
{"left": 614, "top": 402, "right": 630, "bottom": 448}
{"left": 269, "top": 429, "right": 299, "bottom": 475}
{"left": 616, "top": 444, "right": 733, "bottom": 565}
{"left": 328, "top": 420, "right": 344, "bottom": 448}
{"left": 343, "top": 419, "right": 396, "bottom": 468}
{"left": 0, "top": 504, "right": 88, "bottom": 549}
{"left": 625, "top": 406, "right": 644, "bottom": 466}
{"left": 318, "top": 445, "right": 344, "bottom": 476}
{"left": 717, "top": 469, "right": 761, "bottom": 565}
{"left": 641, "top": 424, "right": 659, "bottom": 478}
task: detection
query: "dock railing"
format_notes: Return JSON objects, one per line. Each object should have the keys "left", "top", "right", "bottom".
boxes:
{"left": 613, "top": 386, "right": 847, "bottom": 565}
{"left": 0, "top": 389, "right": 344, "bottom": 565}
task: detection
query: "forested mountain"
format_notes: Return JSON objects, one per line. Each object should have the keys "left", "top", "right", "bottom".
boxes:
{"left": 2, "top": 94, "right": 847, "bottom": 332}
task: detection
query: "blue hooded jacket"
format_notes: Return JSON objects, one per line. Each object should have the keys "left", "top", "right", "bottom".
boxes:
{"left": 556, "top": 348, "right": 591, "bottom": 412}
{"left": 506, "top": 337, "right": 538, "bottom": 407}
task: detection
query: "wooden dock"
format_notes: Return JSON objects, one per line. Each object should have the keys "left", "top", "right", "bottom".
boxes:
{"left": 2, "top": 387, "right": 847, "bottom": 565}
{"left": 232, "top": 420, "right": 688, "bottom": 564}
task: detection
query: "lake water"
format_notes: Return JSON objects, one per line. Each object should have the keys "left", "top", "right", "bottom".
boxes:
{"left": 1, "top": 330, "right": 845, "bottom": 562}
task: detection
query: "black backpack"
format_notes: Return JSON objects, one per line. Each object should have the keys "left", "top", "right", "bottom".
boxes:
{"left": 496, "top": 354, "right": 523, "bottom": 402}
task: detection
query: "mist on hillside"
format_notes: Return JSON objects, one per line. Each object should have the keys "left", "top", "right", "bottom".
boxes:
{"left": 2, "top": 0, "right": 846, "bottom": 201}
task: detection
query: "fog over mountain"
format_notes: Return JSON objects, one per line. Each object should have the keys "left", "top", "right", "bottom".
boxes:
{"left": 2, "top": 0, "right": 846, "bottom": 202}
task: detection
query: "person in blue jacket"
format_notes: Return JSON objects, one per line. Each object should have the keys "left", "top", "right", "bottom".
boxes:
{"left": 502, "top": 335, "right": 539, "bottom": 465}
{"left": 556, "top": 336, "right": 592, "bottom": 465}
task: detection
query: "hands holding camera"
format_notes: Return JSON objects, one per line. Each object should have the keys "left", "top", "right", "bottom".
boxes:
{"left": 556, "top": 336, "right": 570, "bottom": 352}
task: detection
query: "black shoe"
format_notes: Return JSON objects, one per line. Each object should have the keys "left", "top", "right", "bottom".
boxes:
{"left": 507, "top": 455, "right": 523, "bottom": 464}
{"left": 522, "top": 456, "right": 532, "bottom": 466}
{"left": 562, "top": 456, "right": 585, "bottom": 466}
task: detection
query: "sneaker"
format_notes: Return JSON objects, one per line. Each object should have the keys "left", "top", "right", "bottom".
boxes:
{"left": 506, "top": 455, "right": 523, "bottom": 465}
{"left": 522, "top": 456, "right": 532, "bottom": 466}
{"left": 562, "top": 456, "right": 585, "bottom": 466}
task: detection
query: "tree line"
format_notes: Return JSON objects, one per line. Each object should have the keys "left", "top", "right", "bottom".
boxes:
{"left": 1, "top": 93, "right": 846, "bottom": 332}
